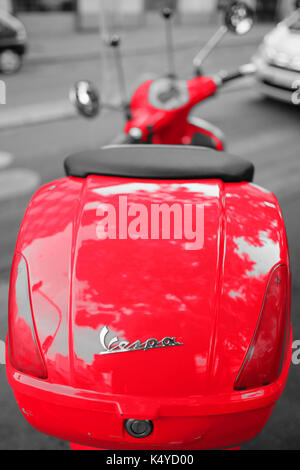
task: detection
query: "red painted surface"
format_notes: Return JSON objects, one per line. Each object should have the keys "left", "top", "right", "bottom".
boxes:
{"left": 124, "top": 76, "right": 224, "bottom": 149}
{"left": 70, "top": 443, "right": 100, "bottom": 450}
{"left": 6, "top": 174, "right": 292, "bottom": 450}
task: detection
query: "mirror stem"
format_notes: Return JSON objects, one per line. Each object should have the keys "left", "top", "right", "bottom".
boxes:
{"left": 193, "top": 25, "right": 228, "bottom": 75}
{"left": 106, "top": 35, "right": 131, "bottom": 121}
{"left": 113, "top": 46, "right": 130, "bottom": 120}
{"left": 165, "top": 16, "right": 176, "bottom": 78}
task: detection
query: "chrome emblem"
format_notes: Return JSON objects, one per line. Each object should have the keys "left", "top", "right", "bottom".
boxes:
{"left": 99, "top": 326, "right": 183, "bottom": 355}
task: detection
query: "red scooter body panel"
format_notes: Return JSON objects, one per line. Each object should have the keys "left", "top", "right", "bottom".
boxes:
{"left": 6, "top": 174, "right": 291, "bottom": 449}
{"left": 124, "top": 76, "right": 224, "bottom": 149}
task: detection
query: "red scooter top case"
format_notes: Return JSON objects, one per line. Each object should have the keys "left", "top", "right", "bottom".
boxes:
{"left": 6, "top": 146, "right": 291, "bottom": 450}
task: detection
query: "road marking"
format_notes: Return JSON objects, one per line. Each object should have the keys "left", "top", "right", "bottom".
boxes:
{"left": 0, "top": 168, "right": 40, "bottom": 200}
{"left": 0, "top": 151, "right": 13, "bottom": 170}
{"left": 0, "top": 340, "right": 5, "bottom": 365}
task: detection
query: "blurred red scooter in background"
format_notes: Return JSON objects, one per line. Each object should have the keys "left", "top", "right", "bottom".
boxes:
{"left": 70, "top": 2, "right": 256, "bottom": 151}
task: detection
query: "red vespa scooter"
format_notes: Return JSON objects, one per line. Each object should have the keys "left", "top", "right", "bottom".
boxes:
{"left": 6, "top": 2, "right": 292, "bottom": 451}
{"left": 70, "top": 2, "right": 256, "bottom": 151}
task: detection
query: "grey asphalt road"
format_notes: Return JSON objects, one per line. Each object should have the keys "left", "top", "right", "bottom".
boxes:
{"left": 0, "top": 33, "right": 299, "bottom": 450}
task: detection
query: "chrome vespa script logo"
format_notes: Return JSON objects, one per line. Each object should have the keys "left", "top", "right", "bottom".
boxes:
{"left": 99, "top": 326, "right": 183, "bottom": 356}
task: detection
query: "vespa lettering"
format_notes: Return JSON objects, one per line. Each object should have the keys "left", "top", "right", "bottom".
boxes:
{"left": 99, "top": 326, "right": 183, "bottom": 356}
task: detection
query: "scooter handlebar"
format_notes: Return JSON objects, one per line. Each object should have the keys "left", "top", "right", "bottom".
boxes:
{"left": 214, "top": 63, "right": 257, "bottom": 87}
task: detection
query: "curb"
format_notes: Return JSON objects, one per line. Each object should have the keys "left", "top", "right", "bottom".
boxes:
{"left": 0, "top": 100, "right": 76, "bottom": 131}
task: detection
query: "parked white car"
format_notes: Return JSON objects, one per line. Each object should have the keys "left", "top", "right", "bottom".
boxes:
{"left": 253, "top": 8, "right": 300, "bottom": 104}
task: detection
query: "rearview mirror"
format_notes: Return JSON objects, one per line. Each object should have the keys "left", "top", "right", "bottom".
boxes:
{"left": 224, "top": 1, "right": 254, "bottom": 35}
{"left": 69, "top": 80, "right": 101, "bottom": 118}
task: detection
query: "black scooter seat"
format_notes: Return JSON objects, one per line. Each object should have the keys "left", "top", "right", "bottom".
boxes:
{"left": 64, "top": 145, "right": 254, "bottom": 183}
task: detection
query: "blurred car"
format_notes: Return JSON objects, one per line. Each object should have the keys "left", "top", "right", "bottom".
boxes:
{"left": 0, "top": 11, "right": 27, "bottom": 74}
{"left": 253, "top": 8, "right": 300, "bottom": 104}
{"left": 38, "top": 0, "right": 75, "bottom": 11}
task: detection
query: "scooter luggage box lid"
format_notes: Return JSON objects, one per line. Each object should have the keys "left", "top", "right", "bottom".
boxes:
{"left": 64, "top": 145, "right": 255, "bottom": 182}
{"left": 16, "top": 146, "right": 286, "bottom": 401}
